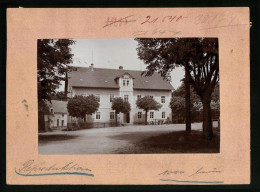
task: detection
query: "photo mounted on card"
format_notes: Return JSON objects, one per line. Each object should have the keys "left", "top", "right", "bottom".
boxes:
{"left": 7, "top": 8, "right": 250, "bottom": 184}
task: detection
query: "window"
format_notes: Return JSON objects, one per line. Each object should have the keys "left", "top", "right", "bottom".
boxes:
{"left": 124, "top": 95, "right": 129, "bottom": 102}
{"left": 123, "top": 80, "right": 126, "bottom": 86}
{"left": 96, "top": 112, "right": 101, "bottom": 119}
{"left": 96, "top": 94, "right": 100, "bottom": 102}
{"left": 161, "top": 96, "right": 165, "bottom": 103}
{"left": 127, "top": 80, "right": 129, "bottom": 86}
{"left": 62, "top": 114, "right": 64, "bottom": 117}
{"left": 110, "top": 94, "right": 114, "bottom": 102}
{"left": 150, "top": 112, "right": 154, "bottom": 119}
{"left": 162, "top": 112, "right": 166, "bottom": 119}
{"left": 150, "top": 95, "right": 154, "bottom": 98}
{"left": 137, "top": 95, "right": 141, "bottom": 99}
{"left": 50, "top": 108, "right": 53, "bottom": 114}
{"left": 110, "top": 112, "right": 115, "bottom": 120}
{"left": 138, "top": 112, "right": 142, "bottom": 119}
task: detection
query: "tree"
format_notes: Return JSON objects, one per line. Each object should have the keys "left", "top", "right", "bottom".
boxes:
{"left": 52, "top": 91, "right": 68, "bottom": 101}
{"left": 37, "top": 39, "right": 75, "bottom": 101}
{"left": 136, "top": 96, "right": 162, "bottom": 125}
{"left": 171, "top": 83, "right": 219, "bottom": 123}
{"left": 169, "top": 96, "right": 185, "bottom": 123}
{"left": 136, "top": 38, "right": 219, "bottom": 139}
{"left": 67, "top": 95, "right": 99, "bottom": 128}
{"left": 111, "top": 97, "right": 131, "bottom": 125}
{"left": 37, "top": 39, "right": 75, "bottom": 130}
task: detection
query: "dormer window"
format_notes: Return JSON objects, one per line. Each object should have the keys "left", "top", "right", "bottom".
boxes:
{"left": 123, "top": 80, "right": 126, "bottom": 86}
{"left": 127, "top": 80, "right": 129, "bottom": 86}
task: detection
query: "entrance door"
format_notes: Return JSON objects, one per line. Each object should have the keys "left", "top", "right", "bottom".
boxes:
{"left": 126, "top": 113, "right": 130, "bottom": 123}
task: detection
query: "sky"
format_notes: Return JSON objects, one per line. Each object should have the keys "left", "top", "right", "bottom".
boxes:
{"left": 58, "top": 38, "right": 184, "bottom": 91}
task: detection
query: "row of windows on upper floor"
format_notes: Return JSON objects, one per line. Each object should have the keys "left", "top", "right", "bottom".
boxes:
{"left": 79, "top": 94, "right": 166, "bottom": 103}
{"left": 95, "top": 111, "right": 166, "bottom": 120}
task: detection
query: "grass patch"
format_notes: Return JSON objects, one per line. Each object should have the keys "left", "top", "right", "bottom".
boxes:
{"left": 115, "top": 127, "right": 220, "bottom": 154}
{"left": 140, "top": 127, "right": 220, "bottom": 153}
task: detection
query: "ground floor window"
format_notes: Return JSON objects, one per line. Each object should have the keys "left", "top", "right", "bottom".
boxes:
{"left": 150, "top": 112, "right": 154, "bottom": 118}
{"left": 96, "top": 112, "right": 101, "bottom": 119}
{"left": 162, "top": 112, "right": 166, "bottom": 118}
{"left": 138, "top": 112, "right": 142, "bottom": 119}
{"left": 110, "top": 112, "right": 115, "bottom": 120}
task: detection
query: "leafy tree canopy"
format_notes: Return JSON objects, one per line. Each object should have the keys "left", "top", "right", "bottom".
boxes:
{"left": 67, "top": 95, "right": 99, "bottom": 120}
{"left": 111, "top": 97, "right": 131, "bottom": 114}
{"left": 136, "top": 38, "right": 219, "bottom": 98}
{"left": 136, "top": 96, "right": 162, "bottom": 112}
{"left": 37, "top": 39, "right": 75, "bottom": 102}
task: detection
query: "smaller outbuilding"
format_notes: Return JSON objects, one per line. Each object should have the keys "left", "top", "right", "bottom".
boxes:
{"left": 44, "top": 100, "right": 68, "bottom": 130}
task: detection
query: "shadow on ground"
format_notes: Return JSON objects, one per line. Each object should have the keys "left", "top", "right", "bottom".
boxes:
{"left": 114, "top": 127, "right": 220, "bottom": 154}
{"left": 39, "top": 134, "right": 79, "bottom": 145}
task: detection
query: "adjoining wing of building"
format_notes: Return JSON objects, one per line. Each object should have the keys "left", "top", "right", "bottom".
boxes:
{"left": 44, "top": 100, "right": 68, "bottom": 130}
{"left": 67, "top": 64, "right": 174, "bottom": 126}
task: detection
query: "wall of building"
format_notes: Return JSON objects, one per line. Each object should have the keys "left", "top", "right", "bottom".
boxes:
{"left": 71, "top": 86, "right": 172, "bottom": 124}
{"left": 48, "top": 113, "right": 67, "bottom": 128}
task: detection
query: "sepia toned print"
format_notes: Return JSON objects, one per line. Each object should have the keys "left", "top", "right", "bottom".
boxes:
{"left": 38, "top": 38, "right": 220, "bottom": 154}
{"left": 6, "top": 8, "right": 250, "bottom": 185}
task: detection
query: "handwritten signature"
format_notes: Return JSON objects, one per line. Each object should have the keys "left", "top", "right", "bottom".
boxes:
{"left": 15, "top": 160, "right": 94, "bottom": 177}
{"left": 159, "top": 167, "right": 223, "bottom": 184}
{"left": 188, "top": 167, "right": 221, "bottom": 177}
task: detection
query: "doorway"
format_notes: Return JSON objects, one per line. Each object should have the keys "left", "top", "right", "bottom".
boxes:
{"left": 126, "top": 113, "right": 130, "bottom": 123}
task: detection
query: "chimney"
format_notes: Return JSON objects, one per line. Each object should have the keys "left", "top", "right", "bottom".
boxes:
{"left": 90, "top": 63, "right": 94, "bottom": 71}
{"left": 119, "top": 66, "right": 123, "bottom": 70}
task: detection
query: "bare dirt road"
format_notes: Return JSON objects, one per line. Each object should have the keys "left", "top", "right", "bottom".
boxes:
{"left": 39, "top": 122, "right": 218, "bottom": 154}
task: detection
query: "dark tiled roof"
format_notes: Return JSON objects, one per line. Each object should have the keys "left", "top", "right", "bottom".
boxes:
{"left": 48, "top": 100, "right": 68, "bottom": 114}
{"left": 68, "top": 67, "right": 174, "bottom": 90}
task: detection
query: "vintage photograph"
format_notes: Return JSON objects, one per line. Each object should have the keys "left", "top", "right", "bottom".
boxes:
{"left": 38, "top": 38, "right": 220, "bottom": 154}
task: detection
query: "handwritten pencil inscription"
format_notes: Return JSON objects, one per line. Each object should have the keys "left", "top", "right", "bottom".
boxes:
{"left": 159, "top": 167, "right": 222, "bottom": 184}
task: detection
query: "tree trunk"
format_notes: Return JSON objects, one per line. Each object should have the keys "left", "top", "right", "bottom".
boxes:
{"left": 171, "top": 109, "right": 174, "bottom": 124}
{"left": 38, "top": 112, "right": 46, "bottom": 132}
{"left": 185, "top": 73, "right": 191, "bottom": 132}
{"left": 83, "top": 116, "right": 86, "bottom": 129}
{"left": 115, "top": 112, "right": 118, "bottom": 126}
{"left": 64, "top": 72, "right": 68, "bottom": 100}
{"left": 145, "top": 110, "right": 148, "bottom": 125}
{"left": 202, "top": 96, "right": 213, "bottom": 140}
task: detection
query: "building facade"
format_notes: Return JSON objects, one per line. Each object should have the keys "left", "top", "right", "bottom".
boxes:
{"left": 44, "top": 100, "right": 68, "bottom": 129}
{"left": 68, "top": 65, "right": 174, "bottom": 125}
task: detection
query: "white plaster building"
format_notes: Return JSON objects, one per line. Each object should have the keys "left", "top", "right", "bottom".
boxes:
{"left": 68, "top": 65, "right": 174, "bottom": 125}
{"left": 44, "top": 100, "right": 68, "bottom": 129}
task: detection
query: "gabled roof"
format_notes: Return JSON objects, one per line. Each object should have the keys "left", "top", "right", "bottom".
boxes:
{"left": 68, "top": 67, "right": 174, "bottom": 91}
{"left": 114, "top": 72, "right": 135, "bottom": 80}
{"left": 48, "top": 100, "right": 68, "bottom": 114}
